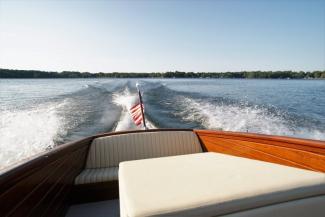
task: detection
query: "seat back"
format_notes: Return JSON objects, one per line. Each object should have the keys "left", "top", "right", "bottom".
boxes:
{"left": 85, "top": 131, "right": 203, "bottom": 169}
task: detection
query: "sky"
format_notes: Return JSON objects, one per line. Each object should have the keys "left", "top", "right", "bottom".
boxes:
{"left": 0, "top": 0, "right": 324, "bottom": 73}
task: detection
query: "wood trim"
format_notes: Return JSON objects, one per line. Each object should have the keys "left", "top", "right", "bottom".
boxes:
{"left": 0, "top": 137, "right": 91, "bottom": 217}
{"left": 0, "top": 137, "right": 93, "bottom": 189}
{"left": 194, "top": 130, "right": 325, "bottom": 172}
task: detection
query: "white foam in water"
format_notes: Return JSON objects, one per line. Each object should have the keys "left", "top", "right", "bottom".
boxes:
{"left": 112, "top": 88, "right": 155, "bottom": 131}
{"left": 178, "top": 97, "right": 325, "bottom": 140}
{"left": 0, "top": 102, "right": 67, "bottom": 171}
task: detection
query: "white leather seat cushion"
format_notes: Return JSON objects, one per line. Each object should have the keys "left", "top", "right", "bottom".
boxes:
{"left": 119, "top": 152, "right": 325, "bottom": 217}
{"left": 75, "top": 167, "right": 118, "bottom": 185}
{"left": 74, "top": 131, "right": 202, "bottom": 185}
{"left": 86, "top": 131, "right": 202, "bottom": 169}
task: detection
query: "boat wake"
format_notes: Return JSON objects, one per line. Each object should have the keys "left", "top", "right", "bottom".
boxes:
{"left": 177, "top": 96, "right": 325, "bottom": 140}
{"left": 1, "top": 79, "right": 324, "bottom": 171}
{"left": 0, "top": 82, "right": 122, "bottom": 171}
{"left": 0, "top": 101, "right": 68, "bottom": 171}
{"left": 144, "top": 83, "right": 325, "bottom": 140}
{"left": 112, "top": 87, "right": 156, "bottom": 131}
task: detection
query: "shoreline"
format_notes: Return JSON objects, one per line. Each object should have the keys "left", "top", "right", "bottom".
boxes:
{"left": 1, "top": 69, "right": 325, "bottom": 79}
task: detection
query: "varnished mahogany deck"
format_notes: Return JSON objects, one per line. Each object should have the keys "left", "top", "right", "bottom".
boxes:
{"left": 195, "top": 130, "right": 325, "bottom": 172}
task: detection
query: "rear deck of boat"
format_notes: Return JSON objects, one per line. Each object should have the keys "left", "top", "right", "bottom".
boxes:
{"left": 1, "top": 129, "right": 325, "bottom": 217}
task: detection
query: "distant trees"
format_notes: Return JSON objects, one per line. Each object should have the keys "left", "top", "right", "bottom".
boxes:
{"left": 0, "top": 68, "right": 324, "bottom": 79}
{"left": 311, "top": 71, "right": 325, "bottom": 79}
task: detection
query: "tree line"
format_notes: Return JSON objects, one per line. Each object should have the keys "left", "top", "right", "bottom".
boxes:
{"left": 0, "top": 68, "right": 324, "bottom": 79}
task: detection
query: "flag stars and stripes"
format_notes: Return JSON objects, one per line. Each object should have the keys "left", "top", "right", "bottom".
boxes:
{"left": 130, "top": 103, "right": 144, "bottom": 126}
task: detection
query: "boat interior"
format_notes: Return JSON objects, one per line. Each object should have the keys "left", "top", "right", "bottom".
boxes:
{"left": 1, "top": 129, "right": 325, "bottom": 217}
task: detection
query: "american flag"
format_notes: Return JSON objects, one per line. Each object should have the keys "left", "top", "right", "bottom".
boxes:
{"left": 130, "top": 103, "right": 144, "bottom": 126}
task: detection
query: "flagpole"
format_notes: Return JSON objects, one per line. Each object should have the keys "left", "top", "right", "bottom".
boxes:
{"left": 136, "top": 83, "right": 147, "bottom": 130}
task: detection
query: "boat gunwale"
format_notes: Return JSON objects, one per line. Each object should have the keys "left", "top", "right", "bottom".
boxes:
{"left": 195, "top": 130, "right": 325, "bottom": 149}
{"left": 193, "top": 129, "right": 325, "bottom": 155}
{"left": 195, "top": 129, "right": 325, "bottom": 172}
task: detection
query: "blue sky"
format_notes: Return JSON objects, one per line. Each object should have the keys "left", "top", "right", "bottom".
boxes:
{"left": 0, "top": 0, "right": 324, "bottom": 72}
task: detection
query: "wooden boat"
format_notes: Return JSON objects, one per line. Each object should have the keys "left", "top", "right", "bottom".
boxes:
{"left": 0, "top": 129, "right": 324, "bottom": 217}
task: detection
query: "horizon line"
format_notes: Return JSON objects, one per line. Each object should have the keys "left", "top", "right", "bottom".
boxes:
{"left": 1, "top": 67, "right": 325, "bottom": 74}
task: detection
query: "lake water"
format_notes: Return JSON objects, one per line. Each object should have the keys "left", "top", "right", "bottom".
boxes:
{"left": 1, "top": 78, "right": 325, "bottom": 170}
